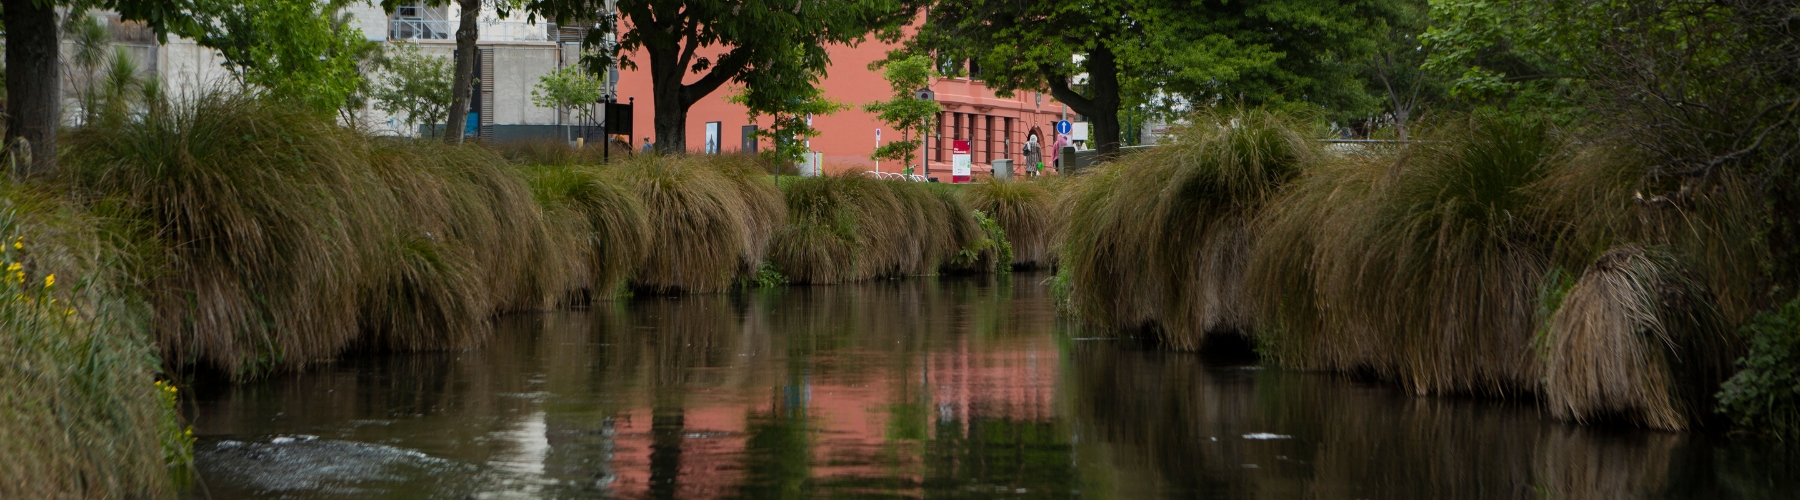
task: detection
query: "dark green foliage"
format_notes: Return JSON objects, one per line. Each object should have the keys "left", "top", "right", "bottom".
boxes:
{"left": 1717, "top": 298, "right": 1800, "bottom": 439}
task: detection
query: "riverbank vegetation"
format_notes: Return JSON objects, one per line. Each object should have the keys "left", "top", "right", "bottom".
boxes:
{"left": 28, "top": 93, "right": 1034, "bottom": 379}
{"left": 1061, "top": 109, "right": 1312, "bottom": 351}
{"left": 1047, "top": 0, "right": 1800, "bottom": 436}
{"left": 771, "top": 174, "right": 985, "bottom": 284}
{"left": 963, "top": 179, "right": 1058, "bottom": 269}
{"left": 1056, "top": 108, "right": 1773, "bottom": 431}
{"left": 0, "top": 179, "right": 192, "bottom": 498}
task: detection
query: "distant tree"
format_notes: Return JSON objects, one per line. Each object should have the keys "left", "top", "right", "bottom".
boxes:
{"left": 185, "top": 0, "right": 373, "bottom": 115}
{"left": 332, "top": 8, "right": 389, "bottom": 128}
{"left": 567, "top": 0, "right": 924, "bottom": 153}
{"left": 727, "top": 53, "right": 848, "bottom": 168}
{"left": 1359, "top": 0, "right": 1441, "bottom": 140}
{"left": 531, "top": 65, "right": 606, "bottom": 142}
{"left": 379, "top": 0, "right": 484, "bottom": 144}
{"left": 63, "top": 12, "right": 112, "bottom": 125}
{"left": 374, "top": 43, "right": 454, "bottom": 138}
{"left": 913, "top": 0, "right": 1399, "bottom": 155}
{"left": 862, "top": 55, "right": 942, "bottom": 174}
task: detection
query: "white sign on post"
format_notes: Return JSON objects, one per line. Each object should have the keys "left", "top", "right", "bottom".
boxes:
{"left": 952, "top": 140, "right": 972, "bottom": 183}
{"left": 1071, "top": 122, "right": 1089, "bottom": 142}
{"left": 801, "top": 152, "right": 823, "bottom": 177}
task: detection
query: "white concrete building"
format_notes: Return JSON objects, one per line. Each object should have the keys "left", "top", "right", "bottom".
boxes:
{"left": 69, "top": 3, "right": 593, "bottom": 141}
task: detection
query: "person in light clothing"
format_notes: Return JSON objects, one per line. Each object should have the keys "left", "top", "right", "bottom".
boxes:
{"left": 1022, "top": 134, "right": 1043, "bottom": 177}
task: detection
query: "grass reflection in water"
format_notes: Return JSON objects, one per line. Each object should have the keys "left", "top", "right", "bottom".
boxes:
{"left": 186, "top": 273, "right": 1795, "bottom": 499}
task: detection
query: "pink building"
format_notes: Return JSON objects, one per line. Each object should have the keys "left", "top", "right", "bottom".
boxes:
{"left": 613, "top": 39, "right": 1067, "bottom": 178}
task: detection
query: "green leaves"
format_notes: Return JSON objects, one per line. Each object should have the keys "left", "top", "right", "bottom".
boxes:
{"left": 183, "top": 0, "right": 374, "bottom": 116}
{"left": 729, "top": 84, "right": 848, "bottom": 167}
{"left": 1717, "top": 298, "right": 1800, "bottom": 439}
{"left": 862, "top": 55, "right": 942, "bottom": 170}
{"left": 530, "top": 65, "right": 606, "bottom": 119}
{"left": 373, "top": 43, "right": 453, "bottom": 136}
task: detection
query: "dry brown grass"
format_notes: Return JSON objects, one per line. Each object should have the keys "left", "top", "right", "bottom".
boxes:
{"left": 1543, "top": 245, "right": 1687, "bottom": 429}
{"left": 1251, "top": 115, "right": 1558, "bottom": 395}
{"left": 519, "top": 162, "right": 649, "bottom": 305}
{"left": 63, "top": 95, "right": 564, "bottom": 375}
{"left": 1060, "top": 109, "right": 1315, "bottom": 349}
{"left": 619, "top": 153, "right": 785, "bottom": 293}
{"left": 770, "top": 172, "right": 981, "bottom": 284}
{"left": 962, "top": 179, "right": 1057, "bottom": 268}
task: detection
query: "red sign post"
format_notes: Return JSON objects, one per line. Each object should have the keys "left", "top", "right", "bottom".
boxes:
{"left": 951, "top": 140, "right": 972, "bottom": 183}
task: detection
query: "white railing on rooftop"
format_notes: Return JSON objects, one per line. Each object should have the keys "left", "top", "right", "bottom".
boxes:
{"left": 390, "top": 19, "right": 452, "bottom": 41}
{"left": 388, "top": 19, "right": 557, "bottom": 42}
{"left": 480, "top": 20, "right": 555, "bottom": 42}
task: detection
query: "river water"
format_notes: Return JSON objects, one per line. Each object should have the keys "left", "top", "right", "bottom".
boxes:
{"left": 185, "top": 273, "right": 1796, "bottom": 499}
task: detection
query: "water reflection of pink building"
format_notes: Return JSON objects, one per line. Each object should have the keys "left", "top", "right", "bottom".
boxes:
{"left": 598, "top": 336, "right": 1062, "bottom": 498}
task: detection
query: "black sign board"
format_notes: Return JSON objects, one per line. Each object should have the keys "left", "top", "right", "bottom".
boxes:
{"left": 604, "top": 102, "right": 633, "bottom": 135}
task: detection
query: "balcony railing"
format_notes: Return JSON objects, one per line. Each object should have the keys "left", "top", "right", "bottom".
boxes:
{"left": 388, "top": 19, "right": 558, "bottom": 43}
{"left": 479, "top": 20, "right": 556, "bottom": 42}
{"left": 389, "top": 19, "right": 452, "bottom": 41}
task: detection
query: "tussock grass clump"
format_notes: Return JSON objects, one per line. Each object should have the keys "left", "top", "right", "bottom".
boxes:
{"left": 963, "top": 179, "right": 1057, "bottom": 268}
{"left": 1250, "top": 117, "right": 1750, "bottom": 427}
{"left": 618, "top": 153, "right": 784, "bottom": 293}
{"left": 62, "top": 94, "right": 549, "bottom": 375}
{"left": 1061, "top": 108, "right": 1314, "bottom": 349}
{"left": 1531, "top": 145, "right": 1753, "bottom": 429}
{"left": 488, "top": 138, "right": 622, "bottom": 166}
{"left": 0, "top": 181, "right": 191, "bottom": 498}
{"left": 769, "top": 173, "right": 981, "bottom": 284}
{"left": 1542, "top": 246, "right": 1712, "bottom": 429}
{"left": 359, "top": 140, "right": 553, "bottom": 349}
{"left": 517, "top": 162, "right": 649, "bottom": 304}
{"left": 1253, "top": 114, "right": 1559, "bottom": 395}
{"left": 66, "top": 95, "right": 391, "bottom": 375}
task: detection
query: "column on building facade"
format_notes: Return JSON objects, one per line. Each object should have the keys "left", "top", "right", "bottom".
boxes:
{"left": 1003, "top": 117, "right": 1015, "bottom": 164}
{"left": 979, "top": 115, "right": 993, "bottom": 163}
{"left": 936, "top": 112, "right": 947, "bottom": 162}
{"left": 984, "top": 115, "right": 995, "bottom": 164}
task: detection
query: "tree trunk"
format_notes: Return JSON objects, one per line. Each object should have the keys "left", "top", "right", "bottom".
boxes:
{"left": 444, "top": 0, "right": 480, "bottom": 144}
{"left": 3, "top": 0, "right": 61, "bottom": 176}
{"left": 632, "top": 9, "right": 746, "bottom": 155}
{"left": 1044, "top": 44, "right": 1122, "bottom": 157}
{"left": 645, "top": 37, "right": 687, "bottom": 153}
{"left": 652, "top": 82, "right": 687, "bottom": 153}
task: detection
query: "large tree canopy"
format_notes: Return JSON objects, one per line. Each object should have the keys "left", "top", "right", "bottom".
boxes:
{"left": 913, "top": 0, "right": 1399, "bottom": 154}
{"left": 588, "top": 0, "right": 925, "bottom": 153}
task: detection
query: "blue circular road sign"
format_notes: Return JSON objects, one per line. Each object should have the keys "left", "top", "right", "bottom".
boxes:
{"left": 1056, "top": 120, "right": 1072, "bottom": 135}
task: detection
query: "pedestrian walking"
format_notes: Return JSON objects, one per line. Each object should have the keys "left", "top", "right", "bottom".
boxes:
{"left": 1022, "top": 134, "right": 1043, "bottom": 177}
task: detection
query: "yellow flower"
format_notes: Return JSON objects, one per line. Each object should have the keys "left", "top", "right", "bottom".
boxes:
{"left": 5, "top": 263, "right": 18, "bottom": 272}
{"left": 43, "top": 274, "right": 54, "bottom": 287}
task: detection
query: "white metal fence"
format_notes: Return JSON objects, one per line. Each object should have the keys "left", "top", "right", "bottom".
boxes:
{"left": 388, "top": 19, "right": 556, "bottom": 42}
{"left": 389, "top": 19, "right": 452, "bottom": 41}
{"left": 863, "top": 171, "right": 928, "bottom": 182}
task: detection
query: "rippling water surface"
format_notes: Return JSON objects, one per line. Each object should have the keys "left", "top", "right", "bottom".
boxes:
{"left": 185, "top": 273, "right": 1797, "bottom": 499}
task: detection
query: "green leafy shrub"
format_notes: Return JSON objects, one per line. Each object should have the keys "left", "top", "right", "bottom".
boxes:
{"left": 1717, "top": 298, "right": 1800, "bottom": 438}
